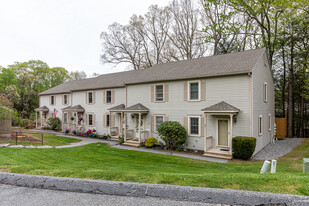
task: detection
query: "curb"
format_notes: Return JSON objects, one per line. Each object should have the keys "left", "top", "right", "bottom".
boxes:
{"left": 0, "top": 172, "right": 308, "bottom": 205}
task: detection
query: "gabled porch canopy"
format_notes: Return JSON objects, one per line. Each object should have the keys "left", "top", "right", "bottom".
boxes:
{"left": 34, "top": 106, "right": 49, "bottom": 112}
{"left": 107, "top": 104, "right": 125, "bottom": 112}
{"left": 61, "top": 105, "right": 85, "bottom": 113}
{"left": 123, "top": 103, "right": 149, "bottom": 113}
{"left": 201, "top": 101, "right": 240, "bottom": 115}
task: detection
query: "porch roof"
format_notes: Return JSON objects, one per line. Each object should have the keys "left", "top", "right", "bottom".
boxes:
{"left": 61, "top": 105, "right": 85, "bottom": 112}
{"left": 34, "top": 106, "right": 49, "bottom": 112}
{"left": 124, "top": 103, "right": 149, "bottom": 113}
{"left": 108, "top": 104, "right": 125, "bottom": 112}
{"left": 202, "top": 101, "right": 240, "bottom": 114}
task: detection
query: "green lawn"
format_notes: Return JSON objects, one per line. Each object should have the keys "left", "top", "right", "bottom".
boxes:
{"left": 5, "top": 131, "right": 81, "bottom": 146}
{"left": 0, "top": 139, "right": 308, "bottom": 195}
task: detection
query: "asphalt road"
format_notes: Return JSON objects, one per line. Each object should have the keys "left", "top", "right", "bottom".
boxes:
{"left": 0, "top": 184, "right": 218, "bottom": 206}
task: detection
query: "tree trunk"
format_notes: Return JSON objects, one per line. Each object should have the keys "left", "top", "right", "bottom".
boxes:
{"left": 282, "top": 45, "right": 286, "bottom": 117}
{"left": 288, "top": 37, "right": 294, "bottom": 138}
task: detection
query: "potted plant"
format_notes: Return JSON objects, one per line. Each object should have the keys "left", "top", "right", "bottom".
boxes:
{"left": 107, "top": 134, "right": 111, "bottom": 139}
{"left": 71, "top": 117, "right": 75, "bottom": 121}
{"left": 78, "top": 116, "right": 83, "bottom": 121}
{"left": 72, "top": 130, "right": 77, "bottom": 135}
{"left": 64, "top": 128, "right": 70, "bottom": 134}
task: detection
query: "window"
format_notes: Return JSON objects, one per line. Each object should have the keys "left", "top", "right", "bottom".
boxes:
{"left": 263, "top": 82, "right": 268, "bottom": 102}
{"left": 155, "top": 85, "right": 164, "bottom": 102}
{"left": 50, "top": 95, "right": 55, "bottom": 105}
{"left": 189, "top": 81, "right": 200, "bottom": 101}
{"left": 258, "top": 115, "right": 263, "bottom": 136}
{"left": 63, "top": 94, "right": 68, "bottom": 105}
{"left": 88, "top": 92, "right": 93, "bottom": 104}
{"left": 106, "top": 114, "right": 110, "bottom": 127}
{"left": 188, "top": 116, "right": 200, "bottom": 136}
{"left": 51, "top": 113, "right": 54, "bottom": 118}
{"left": 155, "top": 115, "right": 164, "bottom": 132}
{"left": 88, "top": 114, "right": 94, "bottom": 126}
{"left": 268, "top": 114, "right": 272, "bottom": 131}
{"left": 106, "top": 91, "right": 112, "bottom": 103}
{"left": 63, "top": 112, "right": 68, "bottom": 123}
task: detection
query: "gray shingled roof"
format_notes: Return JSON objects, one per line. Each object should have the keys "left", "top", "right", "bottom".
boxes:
{"left": 40, "top": 48, "right": 266, "bottom": 95}
{"left": 34, "top": 106, "right": 49, "bottom": 112}
{"left": 202, "top": 101, "right": 240, "bottom": 112}
{"left": 108, "top": 104, "right": 125, "bottom": 111}
{"left": 124, "top": 103, "right": 149, "bottom": 112}
{"left": 62, "top": 105, "right": 85, "bottom": 112}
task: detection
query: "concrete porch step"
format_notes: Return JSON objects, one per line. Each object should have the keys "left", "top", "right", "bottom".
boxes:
{"left": 203, "top": 152, "right": 232, "bottom": 160}
{"left": 122, "top": 140, "right": 140, "bottom": 147}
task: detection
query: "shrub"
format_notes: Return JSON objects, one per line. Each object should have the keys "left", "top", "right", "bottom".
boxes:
{"left": 145, "top": 137, "right": 157, "bottom": 148}
{"left": 47, "top": 117, "right": 61, "bottom": 130}
{"left": 232, "top": 136, "right": 256, "bottom": 160}
{"left": 119, "top": 137, "right": 124, "bottom": 144}
{"left": 157, "top": 121, "right": 187, "bottom": 150}
{"left": 20, "top": 119, "right": 30, "bottom": 128}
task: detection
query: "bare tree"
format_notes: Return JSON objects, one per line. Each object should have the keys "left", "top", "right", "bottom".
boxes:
{"left": 69, "top": 70, "right": 87, "bottom": 80}
{"left": 168, "top": 0, "right": 207, "bottom": 60}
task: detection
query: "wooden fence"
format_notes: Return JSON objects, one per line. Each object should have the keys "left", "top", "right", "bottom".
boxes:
{"left": 275, "top": 117, "right": 287, "bottom": 138}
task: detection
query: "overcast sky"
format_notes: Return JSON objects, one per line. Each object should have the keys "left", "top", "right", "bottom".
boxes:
{"left": 0, "top": 0, "right": 169, "bottom": 75}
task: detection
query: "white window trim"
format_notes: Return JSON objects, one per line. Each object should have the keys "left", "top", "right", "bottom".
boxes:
{"left": 105, "top": 90, "right": 112, "bottom": 104}
{"left": 264, "top": 82, "right": 268, "bottom": 103}
{"left": 87, "top": 113, "right": 95, "bottom": 127}
{"left": 188, "top": 80, "right": 201, "bottom": 101}
{"left": 259, "top": 115, "right": 263, "bottom": 136}
{"left": 63, "top": 94, "right": 69, "bottom": 105}
{"left": 50, "top": 95, "right": 55, "bottom": 106}
{"left": 63, "top": 112, "right": 68, "bottom": 124}
{"left": 154, "top": 84, "right": 165, "bottom": 102}
{"left": 188, "top": 115, "right": 201, "bottom": 136}
{"left": 154, "top": 114, "right": 165, "bottom": 133}
{"left": 268, "top": 114, "right": 272, "bottom": 131}
{"left": 87, "top": 91, "right": 94, "bottom": 105}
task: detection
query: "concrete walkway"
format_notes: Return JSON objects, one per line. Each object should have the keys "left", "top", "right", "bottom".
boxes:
{"left": 22, "top": 129, "right": 228, "bottom": 163}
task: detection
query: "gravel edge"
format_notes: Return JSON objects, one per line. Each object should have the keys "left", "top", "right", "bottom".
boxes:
{"left": 0, "top": 172, "right": 308, "bottom": 205}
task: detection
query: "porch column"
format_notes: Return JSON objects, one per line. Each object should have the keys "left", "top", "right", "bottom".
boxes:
{"left": 109, "top": 111, "right": 112, "bottom": 135}
{"left": 40, "top": 111, "right": 43, "bottom": 127}
{"left": 35, "top": 111, "right": 38, "bottom": 128}
{"left": 124, "top": 113, "right": 127, "bottom": 141}
{"left": 204, "top": 113, "right": 207, "bottom": 152}
{"left": 138, "top": 112, "right": 141, "bottom": 143}
{"left": 230, "top": 114, "right": 233, "bottom": 155}
{"left": 120, "top": 112, "right": 123, "bottom": 136}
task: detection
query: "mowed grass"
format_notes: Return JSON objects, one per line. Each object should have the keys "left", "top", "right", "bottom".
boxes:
{"left": 5, "top": 131, "right": 81, "bottom": 146}
{"left": 0, "top": 139, "right": 308, "bottom": 195}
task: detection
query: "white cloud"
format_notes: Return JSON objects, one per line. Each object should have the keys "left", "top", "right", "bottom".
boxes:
{"left": 0, "top": 0, "right": 169, "bottom": 75}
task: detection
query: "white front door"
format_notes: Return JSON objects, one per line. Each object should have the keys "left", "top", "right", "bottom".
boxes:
{"left": 217, "top": 119, "right": 229, "bottom": 147}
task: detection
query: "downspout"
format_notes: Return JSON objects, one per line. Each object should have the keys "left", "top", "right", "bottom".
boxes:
{"left": 248, "top": 72, "right": 253, "bottom": 137}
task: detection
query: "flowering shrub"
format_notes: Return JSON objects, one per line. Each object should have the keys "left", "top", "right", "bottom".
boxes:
{"left": 64, "top": 128, "right": 70, "bottom": 134}
{"left": 84, "top": 129, "right": 93, "bottom": 136}
{"left": 0, "top": 93, "right": 17, "bottom": 120}
{"left": 72, "top": 130, "right": 77, "bottom": 135}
